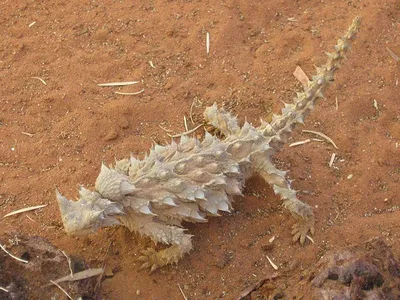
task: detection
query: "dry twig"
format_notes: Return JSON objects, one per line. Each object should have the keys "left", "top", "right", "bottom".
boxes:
{"left": 167, "top": 124, "right": 203, "bottom": 138}
{"left": 61, "top": 250, "right": 73, "bottom": 277}
{"left": 158, "top": 124, "right": 173, "bottom": 133}
{"left": 302, "top": 130, "right": 338, "bottom": 149}
{"left": 289, "top": 139, "right": 310, "bottom": 147}
{"left": 329, "top": 153, "right": 336, "bottom": 168}
{"left": 266, "top": 255, "right": 278, "bottom": 270}
{"left": 21, "top": 131, "right": 34, "bottom": 137}
{"left": 44, "top": 268, "right": 104, "bottom": 288}
{"left": 25, "top": 215, "right": 36, "bottom": 223}
{"left": 31, "top": 77, "right": 46, "bottom": 85}
{"left": 114, "top": 89, "right": 144, "bottom": 96}
{"left": 177, "top": 284, "right": 188, "bottom": 300}
{"left": 0, "top": 287, "right": 9, "bottom": 292}
{"left": 183, "top": 116, "right": 189, "bottom": 132}
{"left": 189, "top": 101, "right": 196, "bottom": 124}
{"left": 306, "top": 235, "right": 315, "bottom": 243}
{"left": 189, "top": 98, "right": 202, "bottom": 124}
{"left": 98, "top": 81, "right": 139, "bottom": 87}
{"left": 95, "top": 241, "right": 113, "bottom": 292}
{"left": 386, "top": 47, "right": 400, "bottom": 62}
{"left": 0, "top": 244, "right": 28, "bottom": 264}
{"left": 311, "top": 138, "right": 324, "bottom": 142}
{"left": 50, "top": 280, "right": 73, "bottom": 300}
{"left": 206, "top": 32, "right": 210, "bottom": 54}
{"left": 3, "top": 204, "right": 47, "bottom": 218}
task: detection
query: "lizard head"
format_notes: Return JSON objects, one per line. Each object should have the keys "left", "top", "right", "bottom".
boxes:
{"left": 56, "top": 187, "right": 124, "bottom": 236}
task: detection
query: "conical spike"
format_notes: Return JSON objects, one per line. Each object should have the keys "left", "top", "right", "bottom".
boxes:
{"left": 154, "top": 143, "right": 165, "bottom": 153}
{"left": 315, "top": 66, "right": 324, "bottom": 74}
{"left": 163, "top": 197, "right": 177, "bottom": 207}
{"left": 185, "top": 190, "right": 195, "bottom": 201}
{"left": 218, "top": 201, "right": 230, "bottom": 212}
{"left": 139, "top": 205, "right": 157, "bottom": 216}
{"left": 100, "top": 162, "right": 109, "bottom": 173}
{"left": 92, "top": 210, "right": 104, "bottom": 218}
{"left": 120, "top": 180, "right": 135, "bottom": 195}
{"left": 190, "top": 210, "right": 207, "bottom": 221}
{"left": 195, "top": 189, "right": 205, "bottom": 199}
{"left": 296, "top": 116, "right": 304, "bottom": 125}
{"left": 180, "top": 135, "right": 190, "bottom": 145}
{"left": 271, "top": 114, "right": 280, "bottom": 122}
{"left": 55, "top": 189, "right": 73, "bottom": 213}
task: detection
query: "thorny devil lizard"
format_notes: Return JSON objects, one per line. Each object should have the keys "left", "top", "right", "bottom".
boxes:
{"left": 56, "top": 17, "right": 361, "bottom": 272}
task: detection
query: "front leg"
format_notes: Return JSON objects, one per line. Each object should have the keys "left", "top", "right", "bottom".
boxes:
{"left": 119, "top": 210, "right": 193, "bottom": 272}
{"left": 258, "top": 162, "right": 314, "bottom": 244}
{"left": 138, "top": 238, "right": 192, "bottom": 273}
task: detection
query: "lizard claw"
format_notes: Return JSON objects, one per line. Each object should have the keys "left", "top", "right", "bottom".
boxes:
{"left": 136, "top": 248, "right": 160, "bottom": 273}
{"left": 291, "top": 217, "right": 315, "bottom": 245}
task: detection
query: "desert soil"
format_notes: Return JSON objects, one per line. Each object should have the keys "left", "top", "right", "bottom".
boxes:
{"left": 1, "top": 0, "right": 399, "bottom": 299}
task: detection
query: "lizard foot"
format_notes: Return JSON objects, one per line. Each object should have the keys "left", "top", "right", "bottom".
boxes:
{"left": 137, "top": 244, "right": 185, "bottom": 273}
{"left": 291, "top": 216, "right": 315, "bottom": 245}
{"left": 137, "top": 248, "right": 160, "bottom": 273}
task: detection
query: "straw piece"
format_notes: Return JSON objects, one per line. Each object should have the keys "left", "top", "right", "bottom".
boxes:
{"left": 302, "top": 130, "right": 338, "bottom": 149}
{"left": 3, "top": 204, "right": 47, "bottom": 218}
{"left": 98, "top": 81, "right": 139, "bottom": 87}
{"left": 0, "top": 244, "right": 29, "bottom": 264}
{"left": 114, "top": 89, "right": 144, "bottom": 95}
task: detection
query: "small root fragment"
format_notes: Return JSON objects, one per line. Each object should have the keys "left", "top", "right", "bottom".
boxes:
{"left": 158, "top": 124, "right": 173, "bottom": 133}
{"left": 306, "top": 235, "right": 315, "bottom": 244}
{"left": 386, "top": 47, "right": 400, "bottom": 62}
{"left": 302, "top": 130, "right": 338, "bottom": 149}
{"left": 178, "top": 284, "right": 188, "bottom": 300}
{"left": 206, "top": 32, "right": 210, "bottom": 54}
{"left": 0, "top": 243, "right": 29, "bottom": 264}
{"left": 266, "top": 255, "right": 279, "bottom": 270}
{"left": 329, "top": 153, "right": 336, "bottom": 168}
{"left": 167, "top": 124, "right": 203, "bottom": 138}
{"left": 114, "top": 89, "right": 144, "bottom": 95}
{"left": 98, "top": 81, "right": 139, "bottom": 87}
{"left": 21, "top": 131, "right": 34, "bottom": 137}
{"left": 50, "top": 280, "right": 73, "bottom": 300}
{"left": 3, "top": 204, "right": 47, "bottom": 218}
{"left": 289, "top": 139, "right": 311, "bottom": 147}
{"left": 31, "top": 77, "right": 47, "bottom": 85}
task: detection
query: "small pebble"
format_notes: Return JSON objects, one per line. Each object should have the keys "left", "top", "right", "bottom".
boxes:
{"left": 261, "top": 244, "right": 274, "bottom": 252}
{"left": 347, "top": 174, "right": 353, "bottom": 180}
{"left": 119, "top": 118, "right": 130, "bottom": 129}
{"left": 104, "top": 129, "right": 118, "bottom": 141}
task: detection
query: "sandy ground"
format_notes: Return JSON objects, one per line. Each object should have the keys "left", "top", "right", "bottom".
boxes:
{"left": 1, "top": 0, "right": 399, "bottom": 299}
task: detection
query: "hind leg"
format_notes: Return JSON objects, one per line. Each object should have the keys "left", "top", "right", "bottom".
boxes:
{"left": 258, "top": 161, "right": 314, "bottom": 244}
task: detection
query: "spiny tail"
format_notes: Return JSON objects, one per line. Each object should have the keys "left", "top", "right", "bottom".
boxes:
{"left": 204, "top": 17, "right": 361, "bottom": 144}
{"left": 260, "top": 16, "right": 362, "bottom": 141}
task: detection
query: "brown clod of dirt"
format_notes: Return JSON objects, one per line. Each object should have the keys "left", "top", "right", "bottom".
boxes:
{"left": 249, "top": 238, "right": 400, "bottom": 299}
{"left": 0, "top": 235, "right": 100, "bottom": 300}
